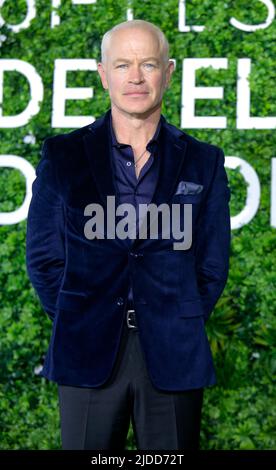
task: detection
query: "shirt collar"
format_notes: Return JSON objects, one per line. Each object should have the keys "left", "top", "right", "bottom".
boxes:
{"left": 109, "top": 112, "right": 162, "bottom": 149}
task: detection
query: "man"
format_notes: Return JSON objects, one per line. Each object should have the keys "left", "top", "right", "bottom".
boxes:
{"left": 26, "top": 19, "right": 231, "bottom": 450}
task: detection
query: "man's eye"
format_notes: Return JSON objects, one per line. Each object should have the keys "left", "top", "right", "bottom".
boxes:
{"left": 117, "top": 64, "right": 128, "bottom": 68}
{"left": 144, "top": 63, "right": 155, "bottom": 68}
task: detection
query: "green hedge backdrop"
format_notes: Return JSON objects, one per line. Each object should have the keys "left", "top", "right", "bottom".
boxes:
{"left": 0, "top": 0, "right": 275, "bottom": 449}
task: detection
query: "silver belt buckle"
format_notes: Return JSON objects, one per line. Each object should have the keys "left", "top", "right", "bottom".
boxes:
{"left": 126, "top": 309, "right": 136, "bottom": 329}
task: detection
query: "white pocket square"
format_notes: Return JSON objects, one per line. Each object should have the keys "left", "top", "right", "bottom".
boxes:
{"left": 174, "top": 180, "right": 204, "bottom": 196}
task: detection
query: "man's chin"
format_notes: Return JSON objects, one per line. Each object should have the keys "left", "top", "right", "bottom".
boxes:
{"left": 115, "top": 103, "right": 159, "bottom": 119}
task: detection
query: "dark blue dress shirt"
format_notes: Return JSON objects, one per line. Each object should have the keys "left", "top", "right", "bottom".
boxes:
{"left": 109, "top": 113, "right": 163, "bottom": 308}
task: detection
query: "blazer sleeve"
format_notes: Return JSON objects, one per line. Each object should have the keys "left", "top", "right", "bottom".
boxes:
{"left": 195, "top": 147, "right": 231, "bottom": 323}
{"left": 25, "top": 138, "right": 65, "bottom": 321}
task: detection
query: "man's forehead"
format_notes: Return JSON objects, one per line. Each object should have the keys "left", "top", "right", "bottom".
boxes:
{"left": 108, "top": 41, "right": 162, "bottom": 61}
{"left": 111, "top": 29, "right": 160, "bottom": 49}
{"left": 105, "top": 28, "right": 162, "bottom": 63}
{"left": 111, "top": 56, "right": 161, "bottom": 65}
{"left": 112, "top": 27, "right": 157, "bottom": 40}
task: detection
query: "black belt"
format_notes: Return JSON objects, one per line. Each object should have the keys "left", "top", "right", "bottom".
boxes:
{"left": 126, "top": 308, "right": 138, "bottom": 329}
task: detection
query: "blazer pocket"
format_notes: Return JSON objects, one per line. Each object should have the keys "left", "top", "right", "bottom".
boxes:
{"left": 171, "top": 192, "right": 203, "bottom": 204}
{"left": 174, "top": 181, "right": 203, "bottom": 196}
{"left": 57, "top": 290, "right": 88, "bottom": 312}
{"left": 177, "top": 299, "right": 204, "bottom": 318}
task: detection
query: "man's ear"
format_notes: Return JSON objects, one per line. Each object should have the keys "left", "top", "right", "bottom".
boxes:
{"left": 97, "top": 62, "right": 108, "bottom": 90}
{"left": 165, "top": 60, "right": 175, "bottom": 88}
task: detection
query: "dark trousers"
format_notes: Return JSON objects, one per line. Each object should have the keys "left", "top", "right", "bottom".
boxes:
{"left": 57, "top": 318, "right": 204, "bottom": 450}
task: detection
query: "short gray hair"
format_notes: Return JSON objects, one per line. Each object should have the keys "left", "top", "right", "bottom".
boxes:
{"left": 100, "top": 20, "right": 169, "bottom": 65}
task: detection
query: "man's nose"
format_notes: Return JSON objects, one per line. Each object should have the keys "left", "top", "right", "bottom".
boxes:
{"left": 128, "top": 65, "right": 144, "bottom": 83}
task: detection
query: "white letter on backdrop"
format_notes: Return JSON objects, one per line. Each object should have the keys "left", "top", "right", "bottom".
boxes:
{"left": 225, "top": 156, "right": 261, "bottom": 230}
{"left": 0, "top": 60, "right": 43, "bottom": 128}
{"left": 52, "top": 59, "right": 97, "bottom": 128}
{"left": 230, "top": 0, "right": 275, "bottom": 31}
{"left": 0, "top": 156, "right": 36, "bottom": 225}
{"left": 178, "top": 0, "right": 205, "bottom": 32}
{"left": 271, "top": 158, "right": 276, "bottom": 228}
{"left": 51, "top": 0, "right": 97, "bottom": 28}
{"left": 237, "top": 59, "right": 276, "bottom": 129}
{"left": 0, "top": 0, "right": 36, "bottom": 33}
{"left": 181, "top": 58, "right": 228, "bottom": 129}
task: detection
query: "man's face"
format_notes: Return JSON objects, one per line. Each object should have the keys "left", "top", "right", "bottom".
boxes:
{"left": 97, "top": 27, "right": 174, "bottom": 117}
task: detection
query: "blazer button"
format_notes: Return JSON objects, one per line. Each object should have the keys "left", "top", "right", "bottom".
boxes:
{"left": 116, "top": 297, "right": 124, "bottom": 306}
{"left": 130, "top": 252, "right": 144, "bottom": 258}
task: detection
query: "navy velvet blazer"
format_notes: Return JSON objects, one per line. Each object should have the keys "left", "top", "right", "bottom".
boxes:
{"left": 26, "top": 108, "right": 231, "bottom": 391}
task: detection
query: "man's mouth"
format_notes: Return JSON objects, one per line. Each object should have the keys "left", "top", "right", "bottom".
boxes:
{"left": 124, "top": 92, "right": 149, "bottom": 95}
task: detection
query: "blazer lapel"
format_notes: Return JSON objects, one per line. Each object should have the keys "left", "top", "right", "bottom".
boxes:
{"left": 150, "top": 122, "right": 187, "bottom": 206}
{"left": 82, "top": 109, "right": 119, "bottom": 210}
